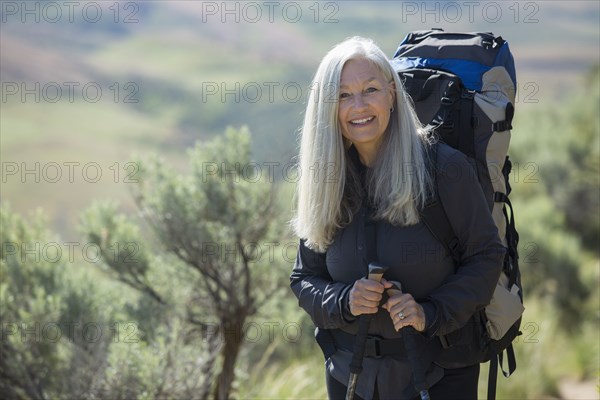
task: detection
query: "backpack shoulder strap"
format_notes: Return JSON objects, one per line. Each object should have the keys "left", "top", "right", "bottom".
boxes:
{"left": 422, "top": 143, "right": 515, "bottom": 400}
{"left": 420, "top": 142, "right": 460, "bottom": 265}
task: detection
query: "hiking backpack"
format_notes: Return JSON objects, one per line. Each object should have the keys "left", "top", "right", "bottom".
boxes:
{"left": 391, "top": 29, "right": 524, "bottom": 399}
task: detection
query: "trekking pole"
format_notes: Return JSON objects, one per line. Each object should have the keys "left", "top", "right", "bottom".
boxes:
{"left": 345, "top": 262, "right": 388, "bottom": 400}
{"left": 387, "top": 282, "right": 431, "bottom": 400}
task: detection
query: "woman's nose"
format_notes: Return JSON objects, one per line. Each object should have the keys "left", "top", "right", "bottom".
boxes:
{"left": 352, "top": 93, "right": 367, "bottom": 109}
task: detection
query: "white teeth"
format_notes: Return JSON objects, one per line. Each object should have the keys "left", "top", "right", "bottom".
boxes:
{"left": 351, "top": 116, "right": 374, "bottom": 124}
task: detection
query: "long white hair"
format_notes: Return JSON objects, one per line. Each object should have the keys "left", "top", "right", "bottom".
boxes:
{"left": 292, "top": 36, "right": 433, "bottom": 252}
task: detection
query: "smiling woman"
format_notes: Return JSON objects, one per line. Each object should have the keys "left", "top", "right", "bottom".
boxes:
{"left": 290, "top": 37, "right": 505, "bottom": 400}
{"left": 292, "top": 36, "right": 432, "bottom": 253}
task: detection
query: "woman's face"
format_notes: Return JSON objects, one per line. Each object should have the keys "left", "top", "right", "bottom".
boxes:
{"left": 338, "top": 58, "right": 395, "bottom": 150}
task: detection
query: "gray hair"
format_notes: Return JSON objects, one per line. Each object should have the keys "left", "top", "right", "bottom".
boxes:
{"left": 292, "top": 36, "right": 432, "bottom": 252}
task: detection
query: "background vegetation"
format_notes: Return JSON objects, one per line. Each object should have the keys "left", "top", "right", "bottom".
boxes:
{"left": 1, "top": 1, "right": 598, "bottom": 399}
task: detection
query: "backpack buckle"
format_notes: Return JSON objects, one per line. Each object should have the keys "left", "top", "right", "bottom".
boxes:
{"left": 461, "top": 89, "right": 475, "bottom": 99}
{"left": 441, "top": 96, "right": 454, "bottom": 105}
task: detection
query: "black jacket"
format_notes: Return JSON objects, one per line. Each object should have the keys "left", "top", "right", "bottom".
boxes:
{"left": 290, "top": 143, "right": 505, "bottom": 399}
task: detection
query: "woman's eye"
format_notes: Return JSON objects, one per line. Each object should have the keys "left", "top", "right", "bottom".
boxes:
{"left": 365, "top": 87, "right": 378, "bottom": 94}
{"left": 339, "top": 92, "right": 351, "bottom": 99}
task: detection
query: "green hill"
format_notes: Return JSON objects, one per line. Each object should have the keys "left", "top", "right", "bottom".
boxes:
{"left": 1, "top": 1, "right": 599, "bottom": 238}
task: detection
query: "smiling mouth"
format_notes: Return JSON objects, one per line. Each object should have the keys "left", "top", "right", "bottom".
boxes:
{"left": 349, "top": 116, "right": 375, "bottom": 125}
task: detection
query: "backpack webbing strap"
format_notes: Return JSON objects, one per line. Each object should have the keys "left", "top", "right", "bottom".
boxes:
{"left": 488, "top": 353, "right": 499, "bottom": 400}
{"left": 500, "top": 344, "right": 517, "bottom": 377}
{"left": 488, "top": 340, "right": 518, "bottom": 400}
{"left": 495, "top": 193, "right": 518, "bottom": 248}
{"left": 458, "top": 90, "right": 476, "bottom": 158}
{"left": 495, "top": 192, "right": 520, "bottom": 288}
{"left": 427, "top": 83, "right": 477, "bottom": 162}
{"left": 495, "top": 155, "right": 521, "bottom": 290}
{"left": 420, "top": 144, "right": 461, "bottom": 266}
{"left": 488, "top": 343, "right": 517, "bottom": 400}
{"left": 425, "top": 80, "right": 458, "bottom": 138}
{"left": 492, "top": 103, "right": 515, "bottom": 133}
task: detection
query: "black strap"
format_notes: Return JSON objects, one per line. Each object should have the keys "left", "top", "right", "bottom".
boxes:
{"left": 426, "top": 85, "right": 476, "bottom": 160}
{"left": 493, "top": 120, "right": 512, "bottom": 132}
{"left": 420, "top": 144, "right": 461, "bottom": 265}
{"left": 425, "top": 80, "right": 462, "bottom": 151}
{"left": 487, "top": 344, "right": 517, "bottom": 400}
{"left": 495, "top": 191, "right": 520, "bottom": 289}
{"left": 332, "top": 329, "right": 406, "bottom": 358}
{"left": 500, "top": 344, "right": 517, "bottom": 377}
{"left": 495, "top": 155, "right": 520, "bottom": 292}
{"left": 503, "top": 156, "right": 513, "bottom": 196}
{"left": 420, "top": 200, "right": 460, "bottom": 266}
{"left": 505, "top": 203, "right": 520, "bottom": 288}
{"left": 488, "top": 353, "right": 498, "bottom": 400}
{"left": 492, "top": 103, "right": 515, "bottom": 132}
{"left": 458, "top": 90, "right": 476, "bottom": 158}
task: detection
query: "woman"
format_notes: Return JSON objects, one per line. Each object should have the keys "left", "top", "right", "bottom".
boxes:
{"left": 290, "top": 37, "right": 504, "bottom": 399}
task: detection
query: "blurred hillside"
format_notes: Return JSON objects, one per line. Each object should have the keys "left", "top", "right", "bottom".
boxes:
{"left": 1, "top": 0, "right": 599, "bottom": 239}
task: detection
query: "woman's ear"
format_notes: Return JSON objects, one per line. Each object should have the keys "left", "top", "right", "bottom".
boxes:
{"left": 388, "top": 80, "right": 396, "bottom": 108}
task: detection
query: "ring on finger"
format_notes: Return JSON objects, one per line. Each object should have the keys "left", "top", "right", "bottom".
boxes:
{"left": 398, "top": 311, "right": 406, "bottom": 320}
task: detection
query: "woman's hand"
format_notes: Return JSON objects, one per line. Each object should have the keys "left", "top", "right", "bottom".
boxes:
{"left": 348, "top": 278, "right": 392, "bottom": 316}
{"left": 383, "top": 291, "right": 426, "bottom": 332}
